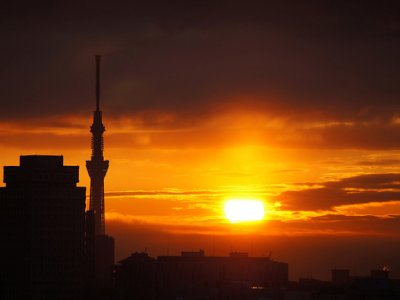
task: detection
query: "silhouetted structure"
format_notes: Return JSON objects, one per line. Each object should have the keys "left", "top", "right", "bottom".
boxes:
{"left": 371, "top": 269, "right": 389, "bottom": 280}
{"left": 0, "top": 156, "right": 86, "bottom": 299}
{"left": 85, "top": 210, "right": 96, "bottom": 288}
{"left": 85, "top": 55, "right": 115, "bottom": 290}
{"left": 85, "top": 210, "right": 115, "bottom": 291}
{"left": 285, "top": 267, "right": 400, "bottom": 300}
{"left": 94, "top": 234, "right": 115, "bottom": 288}
{"left": 115, "top": 250, "right": 288, "bottom": 300}
{"left": 332, "top": 268, "right": 351, "bottom": 285}
{"left": 86, "top": 55, "right": 109, "bottom": 236}
{"left": 115, "top": 252, "right": 157, "bottom": 299}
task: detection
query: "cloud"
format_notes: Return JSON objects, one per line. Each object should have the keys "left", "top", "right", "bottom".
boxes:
{"left": 327, "top": 173, "right": 400, "bottom": 189}
{"left": 276, "top": 173, "right": 400, "bottom": 210}
{"left": 105, "top": 190, "right": 217, "bottom": 197}
{"left": 283, "top": 212, "right": 399, "bottom": 236}
{"left": 356, "top": 159, "right": 400, "bottom": 166}
{"left": 1, "top": 1, "right": 400, "bottom": 152}
{"left": 4, "top": 112, "right": 400, "bottom": 151}
{"left": 1, "top": 0, "right": 400, "bottom": 125}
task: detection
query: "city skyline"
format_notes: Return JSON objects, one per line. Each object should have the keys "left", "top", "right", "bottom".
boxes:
{"left": 1, "top": 1, "right": 400, "bottom": 281}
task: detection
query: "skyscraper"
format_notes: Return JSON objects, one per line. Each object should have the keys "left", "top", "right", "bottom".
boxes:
{"left": 0, "top": 155, "right": 86, "bottom": 299}
{"left": 86, "top": 55, "right": 109, "bottom": 236}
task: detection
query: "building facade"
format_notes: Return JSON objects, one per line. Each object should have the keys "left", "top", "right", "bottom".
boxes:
{"left": 115, "top": 250, "right": 288, "bottom": 300}
{"left": 0, "top": 155, "right": 86, "bottom": 299}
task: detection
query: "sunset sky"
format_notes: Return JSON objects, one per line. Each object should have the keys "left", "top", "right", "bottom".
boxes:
{"left": 2, "top": 1, "right": 400, "bottom": 280}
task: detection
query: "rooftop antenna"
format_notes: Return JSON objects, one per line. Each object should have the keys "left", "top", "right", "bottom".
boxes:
{"left": 95, "top": 55, "right": 101, "bottom": 111}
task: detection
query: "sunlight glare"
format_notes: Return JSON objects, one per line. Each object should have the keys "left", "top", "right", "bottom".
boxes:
{"left": 224, "top": 200, "right": 265, "bottom": 223}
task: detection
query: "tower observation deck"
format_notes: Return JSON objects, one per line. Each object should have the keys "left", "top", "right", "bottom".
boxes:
{"left": 86, "top": 55, "right": 109, "bottom": 236}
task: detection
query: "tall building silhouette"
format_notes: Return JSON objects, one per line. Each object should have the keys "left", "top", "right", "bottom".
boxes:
{"left": 0, "top": 156, "right": 86, "bottom": 299}
{"left": 86, "top": 55, "right": 109, "bottom": 236}
{"left": 85, "top": 55, "right": 115, "bottom": 289}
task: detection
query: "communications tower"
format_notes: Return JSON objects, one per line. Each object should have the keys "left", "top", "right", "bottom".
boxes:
{"left": 86, "top": 55, "right": 109, "bottom": 236}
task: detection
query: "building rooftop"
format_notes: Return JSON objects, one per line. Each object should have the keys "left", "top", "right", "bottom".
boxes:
{"left": 3, "top": 155, "right": 79, "bottom": 184}
{"left": 20, "top": 155, "right": 64, "bottom": 169}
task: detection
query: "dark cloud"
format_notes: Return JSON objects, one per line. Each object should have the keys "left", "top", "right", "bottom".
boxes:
{"left": 327, "top": 173, "right": 400, "bottom": 189}
{"left": 3, "top": 118, "right": 400, "bottom": 151}
{"left": 298, "top": 123, "right": 400, "bottom": 150}
{"left": 1, "top": 0, "right": 400, "bottom": 125}
{"left": 0, "top": 133, "right": 86, "bottom": 150}
{"left": 356, "top": 159, "right": 400, "bottom": 166}
{"left": 267, "top": 214, "right": 400, "bottom": 237}
{"left": 276, "top": 173, "right": 400, "bottom": 210}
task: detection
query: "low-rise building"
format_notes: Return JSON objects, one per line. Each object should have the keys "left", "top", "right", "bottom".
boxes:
{"left": 115, "top": 250, "right": 288, "bottom": 300}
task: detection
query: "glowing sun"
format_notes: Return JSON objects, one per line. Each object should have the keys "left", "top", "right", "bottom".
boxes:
{"left": 224, "top": 200, "right": 265, "bottom": 223}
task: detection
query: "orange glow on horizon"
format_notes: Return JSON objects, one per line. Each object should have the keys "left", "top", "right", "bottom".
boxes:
{"left": 2, "top": 110, "right": 400, "bottom": 241}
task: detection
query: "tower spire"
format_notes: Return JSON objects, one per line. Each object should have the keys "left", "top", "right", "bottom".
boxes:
{"left": 86, "top": 55, "right": 109, "bottom": 236}
{"left": 95, "top": 55, "right": 100, "bottom": 111}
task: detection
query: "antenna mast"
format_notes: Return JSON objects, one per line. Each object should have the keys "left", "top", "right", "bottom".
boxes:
{"left": 95, "top": 55, "right": 101, "bottom": 111}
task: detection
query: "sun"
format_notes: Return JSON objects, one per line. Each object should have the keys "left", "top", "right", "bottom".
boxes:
{"left": 224, "top": 199, "right": 265, "bottom": 223}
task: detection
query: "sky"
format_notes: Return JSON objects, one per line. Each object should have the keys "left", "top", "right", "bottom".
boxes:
{"left": 2, "top": 1, "right": 400, "bottom": 280}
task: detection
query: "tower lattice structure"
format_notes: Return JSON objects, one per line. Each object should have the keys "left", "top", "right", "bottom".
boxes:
{"left": 86, "top": 55, "right": 109, "bottom": 236}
